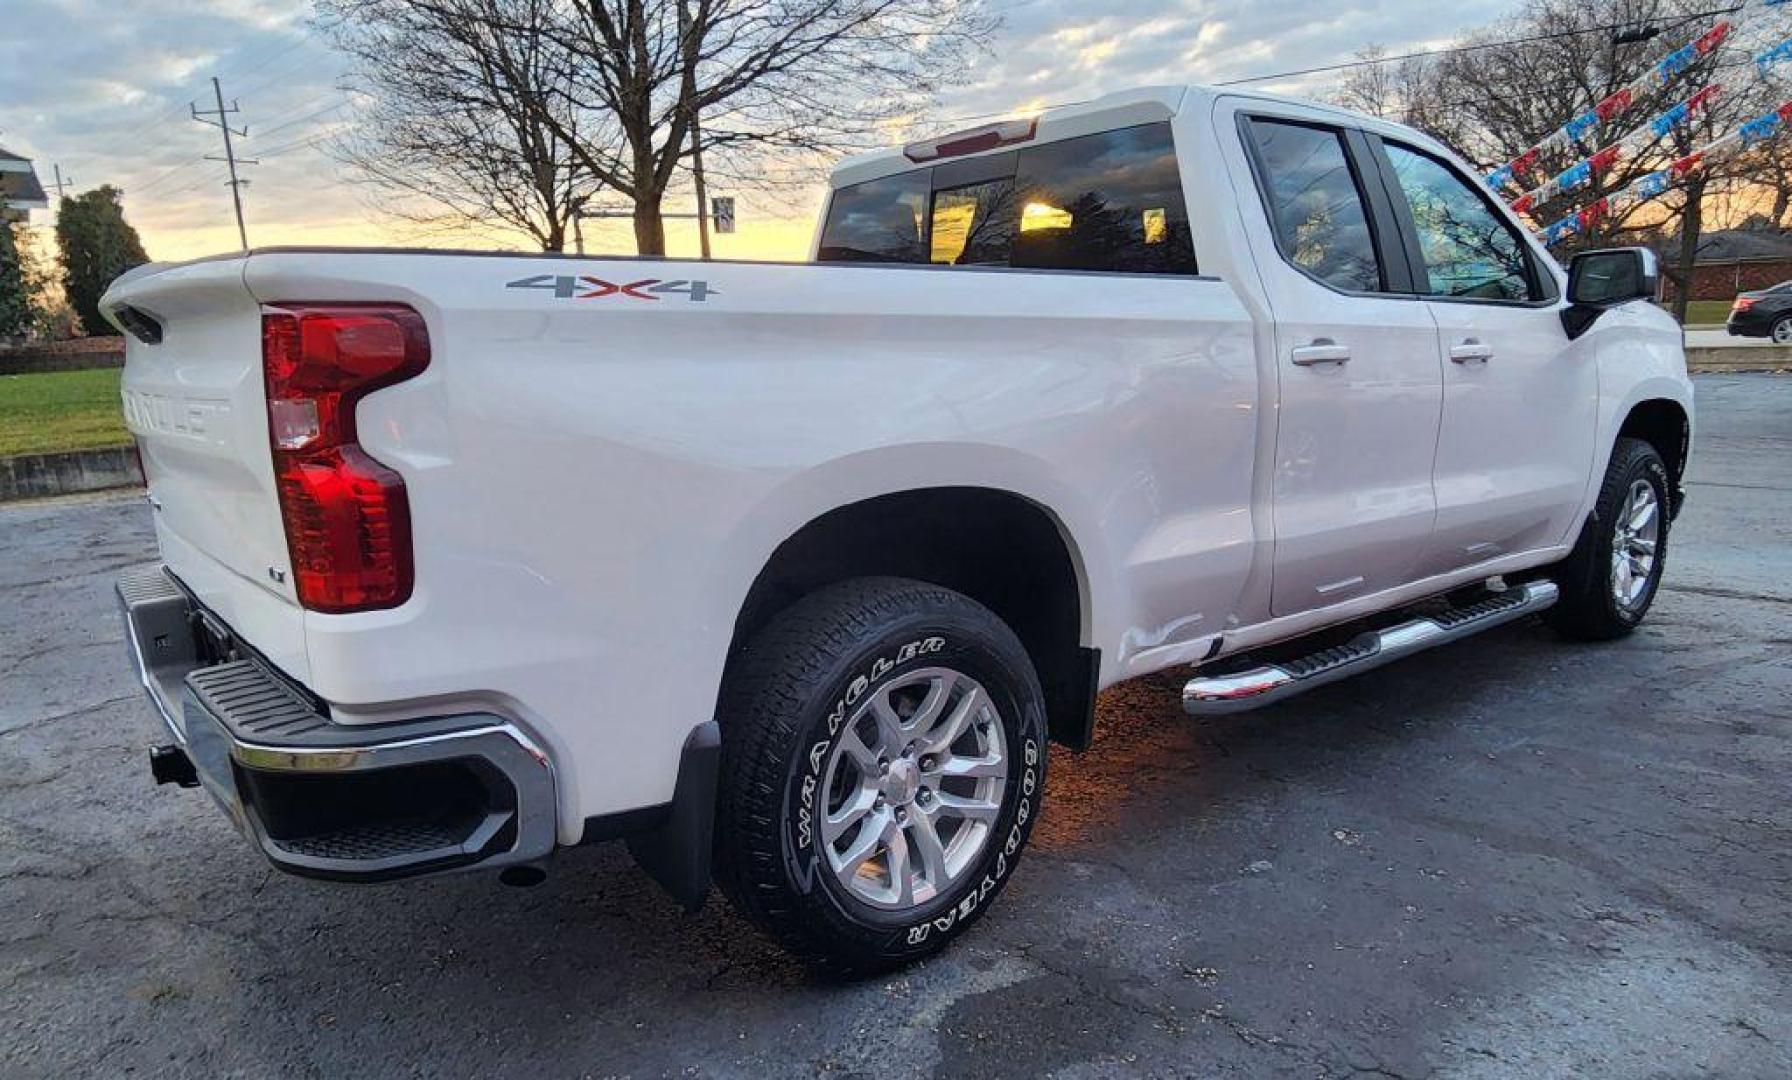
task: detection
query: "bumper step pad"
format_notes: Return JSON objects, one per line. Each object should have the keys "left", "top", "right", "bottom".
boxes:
{"left": 117, "top": 564, "right": 557, "bottom": 883}
{"left": 188, "top": 661, "right": 330, "bottom": 740}
{"left": 183, "top": 656, "right": 545, "bottom": 880}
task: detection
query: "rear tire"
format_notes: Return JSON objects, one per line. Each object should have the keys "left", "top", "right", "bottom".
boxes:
{"left": 713, "top": 577, "right": 1048, "bottom": 976}
{"left": 1546, "top": 437, "right": 1671, "bottom": 641}
{"left": 1772, "top": 316, "right": 1792, "bottom": 344}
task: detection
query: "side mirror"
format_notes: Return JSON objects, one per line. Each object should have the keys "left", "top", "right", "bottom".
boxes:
{"left": 1563, "top": 247, "right": 1660, "bottom": 339}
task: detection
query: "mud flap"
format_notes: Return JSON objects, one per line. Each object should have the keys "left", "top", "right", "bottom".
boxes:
{"left": 1043, "top": 647, "right": 1100, "bottom": 752}
{"left": 626, "top": 721, "right": 721, "bottom": 910}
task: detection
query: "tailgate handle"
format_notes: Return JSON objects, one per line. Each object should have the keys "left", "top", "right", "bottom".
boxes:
{"left": 1292, "top": 340, "right": 1351, "bottom": 366}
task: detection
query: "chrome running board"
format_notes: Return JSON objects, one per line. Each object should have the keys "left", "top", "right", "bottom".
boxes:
{"left": 1182, "top": 580, "right": 1559, "bottom": 716}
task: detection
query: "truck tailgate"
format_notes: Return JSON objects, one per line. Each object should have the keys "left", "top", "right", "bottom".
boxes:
{"left": 108, "top": 258, "right": 309, "bottom": 682}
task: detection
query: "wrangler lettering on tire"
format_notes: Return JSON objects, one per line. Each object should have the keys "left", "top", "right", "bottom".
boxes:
{"left": 713, "top": 577, "right": 1048, "bottom": 975}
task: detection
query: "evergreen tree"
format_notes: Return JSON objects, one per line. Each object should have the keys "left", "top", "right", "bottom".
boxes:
{"left": 54, "top": 186, "right": 148, "bottom": 336}
{"left": 0, "top": 221, "right": 34, "bottom": 340}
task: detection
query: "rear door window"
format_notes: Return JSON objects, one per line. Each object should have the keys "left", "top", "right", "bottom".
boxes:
{"left": 928, "top": 155, "right": 1018, "bottom": 266}
{"left": 816, "top": 171, "right": 930, "bottom": 263}
{"left": 817, "top": 122, "right": 1198, "bottom": 274}
{"left": 1011, "top": 125, "right": 1197, "bottom": 273}
{"left": 1244, "top": 118, "right": 1385, "bottom": 293}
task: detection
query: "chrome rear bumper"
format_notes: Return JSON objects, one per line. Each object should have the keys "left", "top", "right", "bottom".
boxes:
{"left": 117, "top": 564, "right": 557, "bottom": 881}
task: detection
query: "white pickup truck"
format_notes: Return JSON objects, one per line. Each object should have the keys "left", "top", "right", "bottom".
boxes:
{"left": 107, "top": 85, "right": 1692, "bottom": 974}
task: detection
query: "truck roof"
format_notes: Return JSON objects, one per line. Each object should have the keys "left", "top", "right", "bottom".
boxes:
{"left": 828, "top": 84, "right": 1441, "bottom": 190}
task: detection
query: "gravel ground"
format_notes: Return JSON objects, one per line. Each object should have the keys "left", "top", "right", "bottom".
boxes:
{"left": 2, "top": 374, "right": 1788, "bottom": 1078}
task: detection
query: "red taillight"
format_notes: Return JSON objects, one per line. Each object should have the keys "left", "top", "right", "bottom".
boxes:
{"left": 1733, "top": 296, "right": 1756, "bottom": 311}
{"left": 262, "top": 304, "right": 429, "bottom": 613}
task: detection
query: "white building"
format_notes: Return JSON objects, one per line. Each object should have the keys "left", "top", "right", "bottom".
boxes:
{"left": 1, "top": 145, "right": 49, "bottom": 224}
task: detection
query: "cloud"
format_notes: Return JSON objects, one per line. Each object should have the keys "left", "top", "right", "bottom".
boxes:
{"left": 930, "top": 0, "right": 1513, "bottom": 123}
{"left": 1, "top": 0, "right": 351, "bottom": 257}
{"left": 3, "top": 0, "right": 1515, "bottom": 261}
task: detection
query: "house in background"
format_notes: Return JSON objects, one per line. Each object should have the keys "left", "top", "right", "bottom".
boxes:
{"left": 1, "top": 145, "right": 49, "bottom": 224}
{"left": 1658, "top": 227, "right": 1792, "bottom": 302}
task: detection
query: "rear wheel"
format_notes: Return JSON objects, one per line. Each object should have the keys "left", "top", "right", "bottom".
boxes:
{"left": 713, "top": 577, "right": 1048, "bottom": 976}
{"left": 1547, "top": 437, "right": 1671, "bottom": 640}
{"left": 1772, "top": 316, "right": 1792, "bottom": 344}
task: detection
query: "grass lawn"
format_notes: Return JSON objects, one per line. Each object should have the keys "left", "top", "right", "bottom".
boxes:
{"left": 1677, "top": 299, "right": 1736, "bottom": 326}
{"left": 0, "top": 368, "right": 130, "bottom": 458}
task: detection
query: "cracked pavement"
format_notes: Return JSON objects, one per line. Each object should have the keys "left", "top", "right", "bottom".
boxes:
{"left": 2, "top": 374, "right": 1788, "bottom": 1077}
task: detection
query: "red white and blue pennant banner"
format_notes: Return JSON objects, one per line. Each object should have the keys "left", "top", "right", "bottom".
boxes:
{"left": 1540, "top": 100, "right": 1792, "bottom": 245}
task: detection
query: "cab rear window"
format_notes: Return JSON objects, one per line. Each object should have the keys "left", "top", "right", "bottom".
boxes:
{"left": 817, "top": 122, "right": 1198, "bottom": 275}
{"left": 815, "top": 171, "right": 930, "bottom": 264}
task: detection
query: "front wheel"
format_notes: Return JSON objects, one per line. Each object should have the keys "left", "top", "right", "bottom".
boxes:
{"left": 713, "top": 577, "right": 1048, "bottom": 976}
{"left": 1546, "top": 437, "right": 1672, "bottom": 640}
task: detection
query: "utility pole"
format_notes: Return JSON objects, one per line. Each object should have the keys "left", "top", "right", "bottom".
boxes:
{"left": 191, "top": 76, "right": 257, "bottom": 250}
{"left": 49, "top": 165, "right": 73, "bottom": 201}
{"left": 677, "top": 0, "right": 712, "bottom": 260}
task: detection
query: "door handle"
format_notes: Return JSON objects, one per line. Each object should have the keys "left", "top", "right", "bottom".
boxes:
{"left": 1450, "top": 339, "right": 1494, "bottom": 364}
{"left": 1291, "top": 340, "right": 1351, "bottom": 366}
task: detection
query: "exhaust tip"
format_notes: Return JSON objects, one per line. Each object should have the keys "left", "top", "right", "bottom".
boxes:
{"left": 499, "top": 865, "right": 547, "bottom": 888}
{"left": 149, "top": 745, "right": 199, "bottom": 788}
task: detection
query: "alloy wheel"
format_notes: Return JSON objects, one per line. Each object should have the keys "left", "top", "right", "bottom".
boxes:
{"left": 1610, "top": 478, "right": 1660, "bottom": 610}
{"left": 817, "top": 667, "right": 1008, "bottom": 911}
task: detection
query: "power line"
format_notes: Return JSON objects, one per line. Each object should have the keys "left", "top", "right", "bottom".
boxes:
{"left": 126, "top": 87, "right": 347, "bottom": 206}
{"left": 191, "top": 76, "right": 258, "bottom": 250}
{"left": 136, "top": 98, "right": 327, "bottom": 198}
{"left": 925, "top": 6, "right": 1758, "bottom": 133}
{"left": 1214, "top": 5, "right": 1748, "bottom": 86}
{"left": 252, "top": 98, "right": 351, "bottom": 143}
{"left": 129, "top": 153, "right": 215, "bottom": 198}
{"left": 256, "top": 132, "right": 336, "bottom": 160}
{"left": 161, "top": 169, "right": 230, "bottom": 202}
{"left": 111, "top": 30, "right": 319, "bottom": 187}
{"left": 211, "top": 31, "right": 313, "bottom": 95}
{"left": 230, "top": 41, "right": 335, "bottom": 106}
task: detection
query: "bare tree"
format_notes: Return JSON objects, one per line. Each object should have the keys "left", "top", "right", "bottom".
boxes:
{"left": 1745, "top": 137, "right": 1792, "bottom": 227}
{"left": 321, "top": 0, "right": 601, "bottom": 251}
{"left": 324, "top": 0, "right": 997, "bottom": 256}
{"left": 1332, "top": 45, "right": 1460, "bottom": 146}
{"left": 549, "top": 0, "right": 998, "bottom": 254}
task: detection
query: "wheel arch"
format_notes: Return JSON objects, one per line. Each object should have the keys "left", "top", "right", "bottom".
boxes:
{"left": 723, "top": 486, "right": 1100, "bottom": 752}
{"left": 1617, "top": 397, "right": 1691, "bottom": 516}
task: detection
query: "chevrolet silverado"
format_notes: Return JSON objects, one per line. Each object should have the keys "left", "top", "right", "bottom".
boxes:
{"left": 106, "top": 85, "right": 1693, "bottom": 974}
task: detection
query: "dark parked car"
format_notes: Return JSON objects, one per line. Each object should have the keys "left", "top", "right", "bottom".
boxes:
{"left": 1727, "top": 281, "right": 1792, "bottom": 342}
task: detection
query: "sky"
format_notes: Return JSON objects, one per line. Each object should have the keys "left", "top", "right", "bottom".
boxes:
{"left": 0, "top": 0, "right": 1515, "bottom": 263}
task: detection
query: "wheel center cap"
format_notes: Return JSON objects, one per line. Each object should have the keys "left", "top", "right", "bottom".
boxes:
{"left": 884, "top": 759, "right": 920, "bottom": 805}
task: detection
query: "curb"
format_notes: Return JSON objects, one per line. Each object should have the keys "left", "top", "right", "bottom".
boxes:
{"left": 1687, "top": 346, "right": 1792, "bottom": 373}
{"left": 0, "top": 446, "right": 143, "bottom": 503}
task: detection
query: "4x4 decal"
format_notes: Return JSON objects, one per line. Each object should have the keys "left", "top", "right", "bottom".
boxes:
{"left": 506, "top": 274, "right": 716, "bottom": 302}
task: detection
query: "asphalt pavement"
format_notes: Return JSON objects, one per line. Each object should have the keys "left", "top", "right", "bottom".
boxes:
{"left": 2, "top": 374, "right": 1788, "bottom": 1078}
